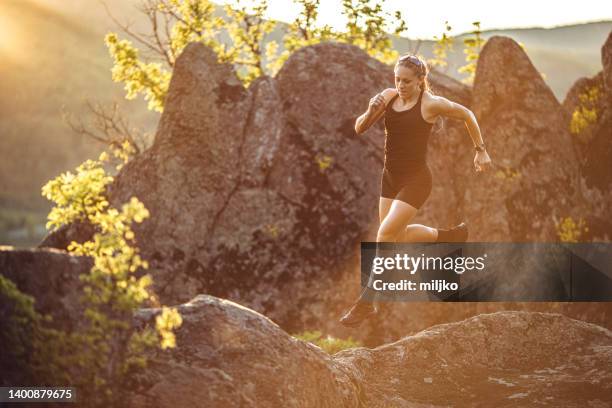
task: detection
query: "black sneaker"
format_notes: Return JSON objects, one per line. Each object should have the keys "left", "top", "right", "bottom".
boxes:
{"left": 339, "top": 300, "right": 377, "bottom": 328}
{"left": 452, "top": 222, "right": 469, "bottom": 242}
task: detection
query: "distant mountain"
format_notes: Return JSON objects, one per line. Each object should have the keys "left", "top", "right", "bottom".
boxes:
{"left": 393, "top": 21, "right": 611, "bottom": 98}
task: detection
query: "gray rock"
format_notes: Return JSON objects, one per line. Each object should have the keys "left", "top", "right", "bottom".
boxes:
{"left": 602, "top": 32, "right": 612, "bottom": 94}
{"left": 130, "top": 295, "right": 360, "bottom": 408}
{"left": 469, "top": 36, "right": 580, "bottom": 241}
{"left": 562, "top": 31, "right": 612, "bottom": 240}
{"left": 0, "top": 246, "right": 90, "bottom": 327}
{"left": 130, "top": 295, "right": 612, "bottom": 407}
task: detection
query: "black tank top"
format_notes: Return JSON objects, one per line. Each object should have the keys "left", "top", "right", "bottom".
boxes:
{"left": 383, "top": 89, "right": 433, "bottom": 172}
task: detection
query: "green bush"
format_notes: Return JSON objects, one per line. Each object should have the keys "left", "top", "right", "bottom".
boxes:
{"left": 293, "top": 330, "right": 362, "bottom": 354}
{"left": 570, "top": 85, "right": 600, "bottom": 136}
{"left": 27, "top": 144, "right": 183, "bottom": 406}
{"left": 0, "top": 274, "right": 39, "bottom": 385}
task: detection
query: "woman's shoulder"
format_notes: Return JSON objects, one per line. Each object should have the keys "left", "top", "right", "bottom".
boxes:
{"left": 421, "top": 90, "right": 437, "bottom": 102}
{"left": 380, "top": 88, "right": 398, "bottom": 104}
{"left": 421, "top": 91, "right": 447, "bottom": 110}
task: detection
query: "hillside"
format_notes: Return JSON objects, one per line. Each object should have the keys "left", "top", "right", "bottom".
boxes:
{"left": 0, "top": 0, "right": 157, "bottom": 245}
{"left": 400, "top": 21, "right": 611, "bottom": 96}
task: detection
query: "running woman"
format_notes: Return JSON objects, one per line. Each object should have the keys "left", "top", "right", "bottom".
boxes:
{"left": 340, "top": 54, "right": 492, "bottom": 327}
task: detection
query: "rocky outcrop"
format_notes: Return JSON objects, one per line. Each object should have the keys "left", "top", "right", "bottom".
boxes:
{"left": 130, "top": 295, "right": 612, "bottom": 408}
{"left": 0, "top": 246, "right": 89, "bottom": 327}
{"left": 39, "top": 220, "right": 95, "bottom": 249}
{"left": 37, "top": 37, "right": 612, "bottom": 345}
{"left": 603, "top": 31, "right": 612, "bottom": 94}
{"left": 130, "top": 295, "right": 360, "bottom": 407}
{"left": 39, "top": 41, "right": 475, "bottom": 338}
{"left": 99, "top": 43, "right": 393, "bottom": 331}
{"left": 562, "top": 32, "right": 612, "bottom": 240}
{"left": 469, "top": 36, "right": 582, "bottom": 241}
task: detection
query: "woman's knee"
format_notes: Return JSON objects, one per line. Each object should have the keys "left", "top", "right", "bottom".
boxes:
{"left": 377, "top": 200, "right": 418, "bottom": 242}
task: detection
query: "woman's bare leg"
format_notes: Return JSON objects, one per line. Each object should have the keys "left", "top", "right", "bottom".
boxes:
{"left": 379, "top": 197, "right": 393, "bottom": 224}
{"left": 377, "top": 199, "right": 418, "bottom": 241}
{"left": 340, "top": 199, "right": 418, "bottom": 327}
{"left": 366, "top": 201, "right": 419, "bottom": 300}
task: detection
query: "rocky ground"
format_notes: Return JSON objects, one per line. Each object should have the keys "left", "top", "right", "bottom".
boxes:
{"left": 127, "top": 295, "right": 611, "bottom": 407}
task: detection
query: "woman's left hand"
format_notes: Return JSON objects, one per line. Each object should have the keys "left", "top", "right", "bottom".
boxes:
{"left": 474, "top": 151, "right": 492, "bottom": 172}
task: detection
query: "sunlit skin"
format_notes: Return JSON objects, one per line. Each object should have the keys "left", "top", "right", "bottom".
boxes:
{"left": 354, "top": 62, "right": 492, "bottom": 245}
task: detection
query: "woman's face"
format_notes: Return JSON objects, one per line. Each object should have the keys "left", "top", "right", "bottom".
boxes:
{"left": 394, "top": 65, "right": 421, "bottom": 99}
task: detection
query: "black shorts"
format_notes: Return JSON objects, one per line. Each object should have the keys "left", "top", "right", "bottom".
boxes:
{"left": 380, "top": 165, "right": 432, "bottom": 209}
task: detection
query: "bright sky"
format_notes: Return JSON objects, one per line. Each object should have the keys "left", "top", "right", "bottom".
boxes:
{"left": 218, "top": 0, "right": 612, "bottom": 39}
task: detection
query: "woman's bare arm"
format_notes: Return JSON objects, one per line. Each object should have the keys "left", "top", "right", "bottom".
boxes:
{"left": 355, "top": 105, "right": 385, "bottom": 134}
{"left": 431, "top": 96, "right": 483, "bottom": 145}
{"left": 429, "top": 95, "right": 492, "bottom": 172}
{"left": 355, "top": 88, "right": 396, "bottom": 135}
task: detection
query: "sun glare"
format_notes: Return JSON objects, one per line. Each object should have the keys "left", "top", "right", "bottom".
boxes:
{"left": 0, "top": 11, "right": 26, "bottom": 65}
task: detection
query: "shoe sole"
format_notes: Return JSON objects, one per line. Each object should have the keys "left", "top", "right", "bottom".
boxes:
{"left": 339, "top": 309, "right": 377, "bottom": 328}
{"left": 456, "top": 223, "right": 469, "bottom": 242}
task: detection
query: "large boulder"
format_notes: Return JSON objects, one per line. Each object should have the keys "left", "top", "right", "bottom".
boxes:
{"left": 603, "top": 31, "right": 612, "bottom": 94}
{"left": 129, "top": 295, "right": 612, "bottom": 407}
{"left": 469, "top": 36, "right": 582, "bottom": 241}
{"left": 420, "top": 69, "right": 474, "bottom": 230}
{"left": 102, "top": 42, "right": 392, "bottom": 331}
{"left": 130, "top": 295, "right": 359, "bottom": 407}
{"left": 0, "top": 246, "right": 89, "bottom": 327}
{"left": 562, "top": 31, "right": 612, "bottom": 240}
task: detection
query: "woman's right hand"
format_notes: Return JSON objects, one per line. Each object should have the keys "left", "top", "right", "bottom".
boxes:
{"left": 368, "top": 93, "right": 386, "bottom": 114}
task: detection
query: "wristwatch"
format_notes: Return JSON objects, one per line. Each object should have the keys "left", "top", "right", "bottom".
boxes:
{"left": 474, "top": 143, "right": 486, "bottom": 152}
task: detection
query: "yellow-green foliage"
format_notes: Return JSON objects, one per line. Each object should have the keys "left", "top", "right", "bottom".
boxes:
{"left": 494, "top": 167, "right": 521, "bottom": 180}
{"left": 156, "top": 306, "right": 184, "bottom": 349}
{"left": 109, "top": 140, "right": 137, "bottom": 171}
{"left": 105, "top": 33, "right": 172, "bottom": 113}
{"left": 106, "top": 0, "right": 408, "bottom": 111}
{"left": 42, "top": 158, "right": 113, "bottom": 231}
{"left": 264, "top": 223, "right": 281, "bottom": 238}
{"left": 429, "top": 21, "right": 454, "bottom": 70}
{"left": 316, "top": 154, "right": 333, "bottom": 172}
{"left": 458, "top": 21, "right": 486, "bottom": 84}
{"left": 338, "top": 0, "right": 407, "bottom": 64}
{"left": 570, "top": 86, "right": 600, "bottom": 136}
{"left": 221, "top": 0, "right": 277, "bottom": 85}
{"left": 266, "top": 0, "right": 336, "bottom": 75}
{"left": 40, "top": 144, "right": 182, "bottom": 406}
{"left": 105, "top": 0, "right": 221, "bottom": 113}
{"left": 293, "top": 330, "right": 362, "bottom": 354}
{"left": 556, "top": 216, "right": 589, "bottom": 243}
{"left": 164, "top": 0, "right": 223, "bottom": 53}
